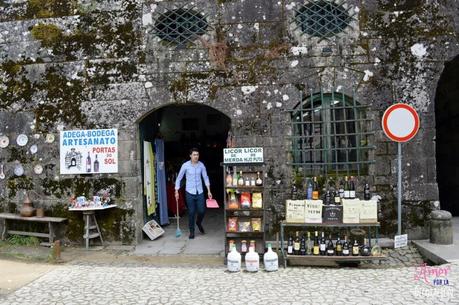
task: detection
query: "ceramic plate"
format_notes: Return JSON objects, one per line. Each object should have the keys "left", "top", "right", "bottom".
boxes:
{"left": 0, "top": 135, "right": 9, "bottom": 148}
{"left": 30, "top": 144, "right": 38, "bottom": 154}
{"left": 16, "top": 134, "right": 28, "bottom": 146}
{"left": 34, "top": 164, "right": 43, "bottom": 175}
{"left": 14, "top": 164, "right": 24, "bottom": 176}
{"left": 45, "top": 133, "right": 55, "bottom": 143}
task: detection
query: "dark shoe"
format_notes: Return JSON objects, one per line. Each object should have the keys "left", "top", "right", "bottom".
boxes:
{"left": 189, "top": 233, "right": 195, "bottom": 239}
{"left": 197, "top": 224, "right": 205, "bottom": 234}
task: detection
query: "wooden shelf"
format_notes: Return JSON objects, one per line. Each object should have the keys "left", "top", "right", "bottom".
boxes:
{"left": 225, "top": 186, "right": 264, "bottom": 191}
{"left": 282, "top": 222, "right": 380, "bottom": 228}
{"left": 226, "top": 231, "right": 264, "bottom": 237}
{"left": 285, "top": 254, "right": 386, "bottom": 267}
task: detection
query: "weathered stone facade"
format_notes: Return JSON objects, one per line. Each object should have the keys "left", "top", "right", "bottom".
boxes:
{"left": 0, "top": 0, "right": 458, "bottom": 244}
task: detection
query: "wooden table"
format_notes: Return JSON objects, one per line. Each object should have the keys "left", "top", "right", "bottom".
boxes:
{"left": 0, "top": 213, "right": 67, "bottom": 247}
{"left": 69, "top": 205, "right": 116, "bottom": 249}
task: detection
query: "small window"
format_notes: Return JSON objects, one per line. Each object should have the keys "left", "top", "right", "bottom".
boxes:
{"left": 154, "top": 8, "right": 208, "bottom": 45}
{"left": 290, "top": 92, "right": 374, "bottom": 177}
{"left": 294, "top": 1, "right": 351, "bottom": 38}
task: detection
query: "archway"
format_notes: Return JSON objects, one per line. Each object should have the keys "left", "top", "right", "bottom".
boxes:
{"left": 137, "top": 103, "right": 231, "bottom": 253}
{"left": 435, "top": 55, "right": 459, "bottom": 216}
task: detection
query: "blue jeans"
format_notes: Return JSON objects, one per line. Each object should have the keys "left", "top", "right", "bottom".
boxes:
{"left": 185, "top": 192, "right": 206, "bottom": 233}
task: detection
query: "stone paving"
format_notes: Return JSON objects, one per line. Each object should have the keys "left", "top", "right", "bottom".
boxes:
{"left": 0, "top": 260, "right": 457, "bottom": 305}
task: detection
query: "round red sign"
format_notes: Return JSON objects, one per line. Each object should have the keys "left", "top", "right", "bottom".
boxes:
{"left": 382, "top": 103, "right": 420, "bottom": 142}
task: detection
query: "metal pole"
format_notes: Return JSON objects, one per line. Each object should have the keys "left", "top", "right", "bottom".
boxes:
{"left": 397, "top": 142, "right": 402, "bottom": 236}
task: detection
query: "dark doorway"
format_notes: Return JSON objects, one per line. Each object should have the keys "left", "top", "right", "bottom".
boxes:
{"left": 435, "top": 55, "right": 459, "bottom": 216}
{"left": 139, "top": 103, "right": 231, "bottom": 239}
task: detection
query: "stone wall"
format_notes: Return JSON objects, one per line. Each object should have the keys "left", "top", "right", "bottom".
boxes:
{"left": 0, "top": 0, "right": 458, "bottom": 243}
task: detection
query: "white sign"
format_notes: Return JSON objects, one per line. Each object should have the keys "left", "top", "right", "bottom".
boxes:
{"left": 60, "top": 129, "right": 118, "bottom": 174}
{"left": 394, "top": 234, "right": 408, "bottom": 248}
{"left": 382, "top": 103, "right": 420, "bottom": 142}
{"left": 223, "top": 147, "right": 263, "bottom": 164}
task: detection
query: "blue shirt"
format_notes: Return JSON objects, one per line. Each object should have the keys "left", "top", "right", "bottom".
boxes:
{"left": 175, "top": 161, "right": 210, "bottom": 195}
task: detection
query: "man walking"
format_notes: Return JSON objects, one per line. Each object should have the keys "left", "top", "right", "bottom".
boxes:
{"left": 175, "top": 148, "right": 212, "bottom": 239}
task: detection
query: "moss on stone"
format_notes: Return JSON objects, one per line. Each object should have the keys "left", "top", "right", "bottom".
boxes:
{"left": 26, "top": 0, "right": 77, "bottom": 19}
{"left": 30, "top": 23, "right": 63, "bottom": 48}
{"left": 7, "top": 176, "right": 34, "bottom": 198}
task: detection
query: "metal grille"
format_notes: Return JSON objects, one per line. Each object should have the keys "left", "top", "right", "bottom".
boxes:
{"left": 154, "top": 7, "right": 209, "bottom": 45}
{"left": 288, "top": 91, "right": 375, "bottom": 178}
{"left": 294, "top": 0, "right": 352, "bottom": 39}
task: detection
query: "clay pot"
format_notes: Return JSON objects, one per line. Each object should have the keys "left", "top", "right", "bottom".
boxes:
{"left": 36, "top": 208, "right": 44, "bottom": 218}
{"left": 20, "top": 192, "right": 35, "bottom": 217}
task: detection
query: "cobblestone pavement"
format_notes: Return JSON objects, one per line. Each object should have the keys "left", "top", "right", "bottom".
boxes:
{"left": 0, "top": 260, "right": 457, "bottom": 305}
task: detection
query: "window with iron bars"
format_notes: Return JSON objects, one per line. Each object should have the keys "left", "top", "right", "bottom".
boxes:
{"left": 289, "top": 91, "right": 375, "bottom": 178}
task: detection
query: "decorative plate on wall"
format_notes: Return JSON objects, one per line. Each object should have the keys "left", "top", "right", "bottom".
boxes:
{"left": 30, "top": 144, "right": 38, "bottom": 154}
{"left": 45, "top": 134, "right": 55, "bottom": 143}
{"left": 16, "top": 134, "right": 28, "bottom": 146}
{"left": 14, "top": 163, "right": 24, "bottom": 176}
{"left": 34, "top": 164, "right": 43, "bottom": 175}
{"left": 0, "top": 135, "right": 9, "bottom": 148}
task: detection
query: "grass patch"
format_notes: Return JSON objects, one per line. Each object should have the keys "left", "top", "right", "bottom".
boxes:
{"left": 7, "top": 235, "right": 40, "bottom": 246}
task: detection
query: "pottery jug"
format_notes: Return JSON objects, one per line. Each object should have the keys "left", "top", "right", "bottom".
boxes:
{"left": 20, "top": 191, "right": 35, "bottom": 217}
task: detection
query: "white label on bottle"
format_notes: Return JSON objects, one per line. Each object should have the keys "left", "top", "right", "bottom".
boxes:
{"left": 287, "top": 246, "right": 293, "bottom": 254}
{"left": 327, "top": 250, "right": 334, "bottom": 255}
{"left": 344, "top": 191, "right": 350, "bottom": 198}
{"left": 320, "top": 244, "right": 326, "bottom": 251}
{"left": 227, "top": 260, "right": 240, "bottom": 272}
{"left": 350, "top": 191, "right": 356, "bottom": 198}
{"left": 264, "top": 259, "right": 278, "bottom": 271}
{"left": 343, "top": 249, "right": 349, "bottom": 255}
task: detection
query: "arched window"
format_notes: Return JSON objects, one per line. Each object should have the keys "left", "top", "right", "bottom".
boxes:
{"left": 291, "top": 92, "right": 374, "bottom": 176}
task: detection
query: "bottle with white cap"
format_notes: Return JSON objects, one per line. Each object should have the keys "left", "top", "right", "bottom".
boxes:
{"left": 263, "top": 243, "right": 278, "bottom": 272}
{"left": 245, "top": 246, "right": 259, "bottom": 272}
{"left": 227, "top": 244, "right": 241, "bottom": 272}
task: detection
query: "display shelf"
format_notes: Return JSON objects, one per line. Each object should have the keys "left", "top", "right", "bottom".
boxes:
{"left": 225, "top": 186, "right": 264, "bottom": 191}
{"left": 282, "top": 222, "right": 380, "bottom": 228}
{"left": 285, "top": 254, "right": 386, "bottom": 267}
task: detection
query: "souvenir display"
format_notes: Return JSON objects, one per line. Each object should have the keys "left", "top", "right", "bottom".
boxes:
{"left": 0, "top": 135, "right": 9, "bottom": 148}
{"left": 228, "top": 192, "right": 239, "bottom": 209}
{"left": 251, "top": 218, "right": 262, "bottom": 232}
{"left": 252, "top": 193, "right": 262, "bottom": 209}
{"left": 240, "top": 192, "right": 251, "bottom": 209}
{"left": 16, "top": 134, "right": 28, "bottom": 146}
{"left": 227, "top": 217, "right": 238, "bottom": 232}
{"left": 238, "top": 219, "right": 251, "bottom": 232}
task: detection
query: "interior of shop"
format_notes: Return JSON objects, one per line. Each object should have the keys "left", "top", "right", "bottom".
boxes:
{"left": 138, "top": 103, "right": 231, "bottom": 254}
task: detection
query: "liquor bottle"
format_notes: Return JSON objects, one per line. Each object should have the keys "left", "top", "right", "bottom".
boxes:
{"left": 338, "top": 179, "right": 345, "bottom": 199}
{"left": 319, "top": 232, "right": 326, "bottom": 255}
{"left": 232, "top": 167, "right": 238, "bottom": 187}
{"left": 306, "top": 178, "right": 313, "bottom": 200}
{"left": 241, "top": 240, "right": 248, "bottom": 254}
{"left": 244, "top": 176, "right": 250, "bottom": 186}
{"left": 238, "top": 171, "right": 244, "bottom": 186}
{"left": 287, "top": 235, "right": 294, "bottom": 255}
{"left": 93, "top": 154, "right": 99, "bottom": 172}
{"left": 335, "top": 236, "right": 343, "bottom": 256}
{"left": 226, "top": 168, "right": 233, "bottom": 186}
{"left": 349, "top": 176, "right": 356, "bottom": 199}
{"left": 313, "top": 231, "right": 320, "bottom": 256}
{"left": 342, "top": 236, "right": 350, "bottom": 256}
{"left": 86, "top": 152, "right": 91, "bottom": 173}
{"left": 344, "top": 176, "right": 350, "bottom": 199}
{"left": 312, "top": 176, "right": 319, "bottom": 200}
{"left": 324, "top": 189, "right": 331, "bottom": 205}
{"left": 326, "top": 235, "right": 335, "bottom": 256}
{"left": 364, "top": 183, "right": 371, "bottom": 200}
{"left": 250, "top": 176, "right": 256, "bottom": 186}
{"left": 361, "top": 238, "right": 371, "bottom": 256}
{"left": 306, "top": 231, "right": 312, "bottom": 255}
{"left": 300, "top": 234, "right": 306, "bottom": 256}
{"left": 334, "top": 187, "right": 341, "bottom": 204}
{"left": 352, "top": 239, "right": 360, "bottom": 256}
{"left": 256, "top": 172, "right": 263, "bottom": 186}
{"left": 293, "top": 231, "right": 301, "bottom": 255}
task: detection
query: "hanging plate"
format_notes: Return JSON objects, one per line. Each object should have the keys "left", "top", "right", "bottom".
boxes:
{"left": 34, "top": 164, "right": 43, "bottom": 175}
{"left": 0, "top": 135, "right": 9, "bottom": 148}
{"left": 45, "top": 133, "right": 55, "bottom": 143}
{"left": 16, "top": 134, "right": 28, "bottom": 146}
{"left": 30, "top": 144, "right": 38, "bottom": 154}
{"left": 14, "top": 164, "right": 24, "bottom": 176}
{"left": 0, "top": 164, "right": 5, "bottom": 179}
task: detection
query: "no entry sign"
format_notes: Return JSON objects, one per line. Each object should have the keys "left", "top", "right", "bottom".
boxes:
{"left": 382, "top": 103, "right": 420, "bottom": 142}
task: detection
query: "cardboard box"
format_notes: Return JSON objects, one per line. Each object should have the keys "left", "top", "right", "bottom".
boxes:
{"left": 360, "top": 200, "right": 378, "bottom": 223}
{"left": 285, "top": 200, "right": 305, "bottom": 223}
{"left": 342, "top": 199, "right": 360, "bottom": 223}
{"left": 304, "top": 200, "right": 323, "bottom": 223}
{"left": 322, "top": 205, "right": 343, "bottom": 224}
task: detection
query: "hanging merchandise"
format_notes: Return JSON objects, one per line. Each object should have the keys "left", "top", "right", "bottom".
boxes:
{"left": 30, "top": 144, "right": 38, "bottom": 154}
{"left": 16, "top": 134, "right": 28, "bottom": 146}
{"left": 155, "top": 139, "right": 169, "bottom": 225}
{"left": 245, "top": 246, "right": 259, "bottom": 272}
{"left": 0, "top": 135, "right": 9, "bottom": 148}
{"left": 143, "top": 141, "right": 156, "bottom": 216}
{"left": 263, "top": 244, "right": 279, "bottom": 272}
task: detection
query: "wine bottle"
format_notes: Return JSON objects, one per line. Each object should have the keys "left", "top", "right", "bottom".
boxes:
{"left": 300, "top": 234, "right": 306, "bottom": 256}
{"left": 326, "top": 235, "right": 335, "bottom": 256}
{"left": 86, "top": 152, "right": 91, "bottom": 173}
{"left": 238, "top": 171, "right": 244, "bottom": 186}
{"left": 294, "top": 232, "right": 300, "bottom": 255}
{"left": 319, "top": 232, "right": 326, "bottom": 255}
{"left": 256, "top": 172, "right": 263, "bottom": 186}
{"left": 362, "top": 238, "right": 371, "bottom": 256}
{"left": 352, "top": 239, "right": 360, "bottom": 256}
{"left": 244, "top": 176, "right": 250, "bottom": 186}
{"left": 349, "top": 176, "right": 356, "bottom": 199}
{"left": 342, "top": 236, "right": 350, "bottom": 256}
{"left": 338, "top": 179, "right": 345, "bottom": 199}
{"left": 306, "top": 178, "right": 313, "bottom": 200}
{"left": 344, "top": 176, "right": 350, "bottom": 199}
{"left": 93, "top": 154, "right": 99, "bottom": 173}
{"left": 306, "top": 231, "right": 312, "bottom": 255}
{"left": 250, "top": 176, "right": 256, "bottom": 186}
{"left": 312, "top": 176, "right": 319, "bottom": 200}
{"left": 335, "top": 236, "right": 343, "bottom": 256}
{"left": 226, "top": 168, "right": 233, "bottom": 186}
{"left": 334, "top": 187, "right": 341, "bottom": 204}
{"left": 232, "top": 167, "right": 238, "bottom": 187}
{"left": 287, "top": 235, "right": 294, "bottom": 255}
{"left": 324, "top": 189, "right": 331, "bottom": 205}
{"left": 313, "top": 231, "right": 320, "bottom": 256}
{"left": 364, "top": 183, "right": 371, "bottom": 200}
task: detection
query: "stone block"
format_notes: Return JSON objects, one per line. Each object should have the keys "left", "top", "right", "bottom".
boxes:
{"left": 430, "top": 210, "right": 453, "bottom": 244}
